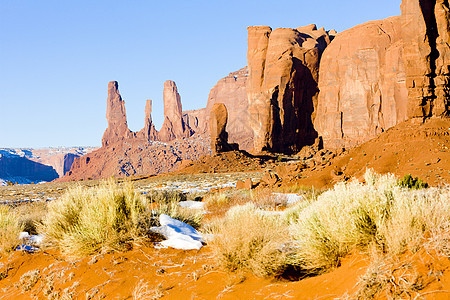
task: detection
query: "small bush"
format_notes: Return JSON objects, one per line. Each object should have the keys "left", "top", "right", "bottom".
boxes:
{"left": 399, "top": 174, "right": 428, "bottom": 189}
{"left": 203, "top": 190, "right": 250, "bottom": 217}
{"left": 14, "top": 202, "right": 47, "bottom": 235}
{"left": 205, "top": 203, "right": 292, "bottom": 277}
{"left": 146, "top": 190, "right": 203, "bottom": 228}
{"left": 289, "top": 170, "right": 450, "bottom": 271}
{"left": 40, "top": 180, "right": 152, "bottom": 257}
{"left": 354, "top": 258, "right": 425, "bottom": 299}
{"left": 18, "top": 269, "right": 40, "bottom": 291}
{"left": 0, "top": 206, "right": 23, "bottom": 254}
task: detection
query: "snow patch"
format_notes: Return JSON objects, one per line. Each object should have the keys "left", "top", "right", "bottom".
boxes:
{"left": 178, "top": 201, "right": 204, "bottom": 210}
{"left": 273, "top": 193, "right": 305, "bottom": 204}
{"left": 150, "top": 214, "right": 203, "bottom": 250}
{"left": 16, "top": 232, "right": 44, "bottom": 252}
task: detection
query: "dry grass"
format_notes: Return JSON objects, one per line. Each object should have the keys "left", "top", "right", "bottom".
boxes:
{"left": 14, "top": 202, "right": 48, "bottom": 235}
{"left": 203, "top": 190, "right": 250, "bottom": 217}
{"left": 18, "top": 269, "right": 40, "bottom": 291}
{"left": 0, "top": 205, "right": 24, "bottom": 254}
{"left": 39, "top": 180, "right": 152, "bottom": 257}
{"left": 146, "top": 190, "right": 203, "bottom": 229}
{"left": 289, "top": 170, "right": 450, "bottom": 271}
{"left": 204, "top": 203, "right": 292, "bottom": 277}
{"left": 352, "top": 255, "right": 436, "bottom": 299}
{"left": 132, "top": 280, "right": 164, "bottom": 300}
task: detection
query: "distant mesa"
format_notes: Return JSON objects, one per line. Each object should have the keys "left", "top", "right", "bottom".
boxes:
{"left": 0, "top": 147, "right": 96, "bottom": 185}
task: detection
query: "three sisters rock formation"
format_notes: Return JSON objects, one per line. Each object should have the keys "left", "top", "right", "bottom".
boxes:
{"left": 63, "top": 0, "right": 450, "bottom": 180}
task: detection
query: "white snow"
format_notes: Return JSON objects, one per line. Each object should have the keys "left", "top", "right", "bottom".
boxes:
{"left": 16, "top": 232, "right": 44, "bottom": 252}
{"left": 178, "top": 201, "right": 204, "bottom": 210}
{"left": 273, "top": 193, "right": 305, "bottom": 204}
{"left": 150, "top": 214, "right": 203, "bottom": 250}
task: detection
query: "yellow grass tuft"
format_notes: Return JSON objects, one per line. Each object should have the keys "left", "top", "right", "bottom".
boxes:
{"left": 0, "top": 206, "right": 24, "bottom": 254}
{"left": 205, "top": 203, "right": 292, "bottom": 277}
{"left": 40, "top": 179, "right": 151, "bottom": 257}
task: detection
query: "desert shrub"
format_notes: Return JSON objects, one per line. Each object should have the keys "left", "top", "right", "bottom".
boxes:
{"left": 40, "top": 180, "right": 152, "bottom": 257}
{"left": 14, "top": 202, "right": 48, "bottom": 235}
{"left": 354, "top": 257, "right": 426, "bottom": 299}
{"left": 381, "top": 186, "right": 450, "bottom": 254}
{"left": 399, "top": 174, "right": 428, "bottom": 189}
{"left": 0, "top": 206, "right": 24, "bottom": 254}
{"left": 146, "top": 190, "right": 203, "bottom": 229}
{"left": 6, "top": 181, "right": 14, "bottom": 186}
{"left": 205, "top": 203, "right": 292, "bottom": 277}
{"left": 203, "top": 190, "right": 250, "bottom": 216}
{"left": 290, "top": 171, "right": 397, "bottom": 270}
{"left": 145, "top": 190, "right": 186, "bottom": 204}
{"left": 289, "top": 170, "right": 450, "bottom": 271}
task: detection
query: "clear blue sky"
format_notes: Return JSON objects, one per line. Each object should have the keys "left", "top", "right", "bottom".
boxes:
{"left": 0, "top": 0, "right": 401, "bottom": 148}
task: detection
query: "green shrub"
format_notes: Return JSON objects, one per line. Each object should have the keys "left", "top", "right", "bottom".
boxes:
{"left": 40, "top": 180, "right": 152, "bottom": 257}
{"left": 399, "top": 174, "right": 428, "bottom": 189}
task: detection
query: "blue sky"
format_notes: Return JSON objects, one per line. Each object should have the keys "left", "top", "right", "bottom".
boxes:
{"left": 0, "top": 0, "right": 401, "bottom": 147}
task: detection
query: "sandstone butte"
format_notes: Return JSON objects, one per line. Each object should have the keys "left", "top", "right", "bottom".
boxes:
{"left": 62, "top": 0, "right": 450, "bottom": 181}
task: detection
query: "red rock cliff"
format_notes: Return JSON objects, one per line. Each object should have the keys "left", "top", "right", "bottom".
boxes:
{"left": 314, "top": 17, "right": 408, "bottom": 149}
{"left": 247, "top": 25, "right": 332, "bottom": 153}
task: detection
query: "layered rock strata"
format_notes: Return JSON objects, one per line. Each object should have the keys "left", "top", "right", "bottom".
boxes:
{"left": 401, "top": 0, "right": 450, "bottom": 118}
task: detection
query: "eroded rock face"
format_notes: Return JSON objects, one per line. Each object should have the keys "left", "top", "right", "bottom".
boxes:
{"left": 138, "top": 100, "right": 158, "bottom": 141}
{"left": 193, "top": 67, "right": 252, "bottom": 150}
{"left": 159, "top": 80, "right": 193, "bottom": 142}
{"left": 210, "top": 103, "right": 238, "bottom": 155}
{"left": 315, "top": 16, "right": 408, "bottom": 149}
{"left": 102, "top": 81, "right": 132, "bottom": 147}
{"left": 401, "top": 0, "right": 450, "bottom": 117}
{"left": 247, "top": 25, "right": 332, "bottom": 153}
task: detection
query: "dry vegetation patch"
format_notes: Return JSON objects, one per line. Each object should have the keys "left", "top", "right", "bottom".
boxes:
{"left": 204, "top": 203, "right": 293, "bottom": 277}
{"left": 39, "top": 180, "right": 152, "bottom": 257}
